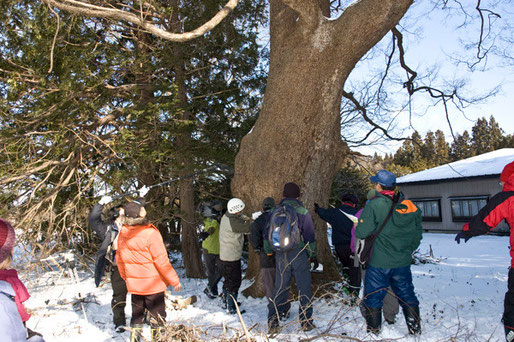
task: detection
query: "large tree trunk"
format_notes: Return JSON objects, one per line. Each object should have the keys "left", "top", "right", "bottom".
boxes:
{"left": 172, "top": 4, "right": 205, "bottom": 278}
{"left": 234, "top": 0, "right": 413, "bottom": 297}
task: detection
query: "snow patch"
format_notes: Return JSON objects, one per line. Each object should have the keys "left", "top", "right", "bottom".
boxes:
{"left": 19, "top": 233, "right": 510, "bottom": 341}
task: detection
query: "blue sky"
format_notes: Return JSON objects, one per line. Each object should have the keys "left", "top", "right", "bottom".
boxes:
{"left": 348, "top": 1, "right": 513, "bottom": 155}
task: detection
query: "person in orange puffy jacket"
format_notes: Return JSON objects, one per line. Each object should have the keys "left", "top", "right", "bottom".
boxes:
{"left": 116, "top": 198, "right": 182, "bottom": 341}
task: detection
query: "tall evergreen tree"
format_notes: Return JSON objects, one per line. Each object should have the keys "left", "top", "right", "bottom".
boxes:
{"left": 450, "top": 130, "right": 474, "bottom": 161}
{"left": 471, "top": 116, "right": 504, "bottom": 155}
{"left": 434, "top": 130, "right": 450, "bottom": 166}
{"left": 0, "top": 0, "right": 267, "bottom": 265}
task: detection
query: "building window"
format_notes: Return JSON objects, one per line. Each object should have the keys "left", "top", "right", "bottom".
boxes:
{"left": 412, "top": 198, "right": 442, "bottom": 222}
{"left": 450, "top": 196, "right": 488, "bottom": 222}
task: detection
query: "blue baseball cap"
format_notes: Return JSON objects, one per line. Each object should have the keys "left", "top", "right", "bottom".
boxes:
{"left": 370, "top": 170, "right": 396, "bottom": 187}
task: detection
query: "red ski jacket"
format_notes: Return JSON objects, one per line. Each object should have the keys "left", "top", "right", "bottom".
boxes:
{"left": 463, "top": 168, "right": 514, "bottom": 266}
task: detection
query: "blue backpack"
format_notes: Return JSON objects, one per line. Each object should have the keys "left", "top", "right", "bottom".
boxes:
{"left": 268, "top": 204, "right": 302, "bottom": 251}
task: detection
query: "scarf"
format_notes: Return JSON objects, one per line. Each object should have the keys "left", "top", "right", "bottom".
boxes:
{"left": 0, "top": 269, "right": 31, "bottom": 322}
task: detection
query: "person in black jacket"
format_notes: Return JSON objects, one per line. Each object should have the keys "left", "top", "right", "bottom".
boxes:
{"left": 89, "top": 195, "right": 128, "bottom": 332}
{"left": 315, "top": 193, "right": 361, "bottom": 297}
{"left": 249, "top": 197, "right": 291, "bottom": 318}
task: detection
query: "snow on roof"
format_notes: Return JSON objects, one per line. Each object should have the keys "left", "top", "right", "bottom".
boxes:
{"left": 396, "top": 148, "right": 514, "bottom": 184}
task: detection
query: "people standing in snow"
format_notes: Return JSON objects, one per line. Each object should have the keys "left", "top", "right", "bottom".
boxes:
{"left": 116, "top": 198, "right": 182, "bottom": 341}
{"left": 454, "top": 160, "right": 514, "bottom": 342}
{"left": 314, "top": 192, "right": 361, "bottom": 298}
{"left": 218, "top": 198, "right": 252, "bottom": 314}
{"left": 199, "top": 201, "right": 223, "bottom": 299}
{"left": 356, "top": 170, "right": 422, "bottom": 335}
{"left": 266, "top": 182, "right": 317, "bottom": 334}
{"left": 0, "top": 218, "right": 45, "bottom": 342}
{"left": 88, "top": 196, "right": 128, "bottom": 332}
{"left": 249, "top": 197, "right": 291, "bottom": 318}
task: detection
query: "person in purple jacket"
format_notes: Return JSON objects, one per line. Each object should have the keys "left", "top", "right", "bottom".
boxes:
{"left": 266, "top": 182, "right": 317, "bottom": 335}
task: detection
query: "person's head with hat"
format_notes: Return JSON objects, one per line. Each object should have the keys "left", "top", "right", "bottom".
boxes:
{"left": 262, "top": 197, "right": 275, "bottom": 212}
{"left": 283, "top": 182, "right": 301, "bottom": 199}
{"left": 370, "top": 169, "right": 397, "bottom": 192}
{"left": 0, "top": 218, "right": 15, "bottom": 270}
{"left": 123, "top": 197, "right": 147, "bottom": 219}
{"left": 340, "top": 192, "right": 359, "bottom": 207}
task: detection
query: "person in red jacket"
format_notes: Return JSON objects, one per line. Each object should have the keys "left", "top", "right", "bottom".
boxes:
{"left": 455, "top": 160, "right": 514, "bottom": 342}
{"left": 117, "top": 198, "right": 182, "bottom": 341}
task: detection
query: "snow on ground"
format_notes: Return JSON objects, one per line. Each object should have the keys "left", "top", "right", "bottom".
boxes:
{"left": 18, "top": 233, "right": 510, "bottom": 341}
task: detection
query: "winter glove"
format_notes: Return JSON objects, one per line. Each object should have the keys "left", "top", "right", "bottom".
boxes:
{"left": 138, "top": 185, "right": 150, "bottom": 197}
{"left": 314, "top": 203, "right": 320, "bottom": 213}
{"left": 455, "top": 231, "right": 471, "bottom": 244}
{"left": 309, "top": 257, "right": 319, "bottom": 271}
{"left": 252, "top": 211, "right": 263, "bottom": 220}
{"left": 99, "top": 195, "right": 112, "bottom": 205}
{"left": 199, "top": 232, "right": 209, "bottom": 241}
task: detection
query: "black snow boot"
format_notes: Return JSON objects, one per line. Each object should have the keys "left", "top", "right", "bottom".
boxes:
{"left": 403, "top": 305, "right": 421, "bottom": 335}
{"left": 204, "top": 287, "right": 217, "bottom": 299}
{"left": 505, "top": 324, "right": 514, "bottom": 342}
{"left": 227, "top": 292, "right": 245, "bottom": 314}
{"left": 363, "top": 307, "right": 382, "bottom": 334}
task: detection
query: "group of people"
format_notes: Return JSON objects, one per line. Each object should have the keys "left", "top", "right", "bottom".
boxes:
{"left": 85, "top": 174, "right": 428, "bottom": 339}
{"left": 198, "top": 176, "right": 420, "bottom": 336}
{"left": 1, "top": 160, "right": 512, "bottom": 341}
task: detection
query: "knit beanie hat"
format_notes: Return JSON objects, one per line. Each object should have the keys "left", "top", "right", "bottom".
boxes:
{"left": 0, "top": 218, "right": 15, "bottom": 264}
{"left": 283, "top": 182, "right": 301, "bottom": 198}
{"left": 501, "top": 161, "right": 514, "bottom": 183}
{"left": 262, "top": 197, "right": 275, "bottom": 211}
{"left": 123, "top": 197, "right": 146, "bottom": 218}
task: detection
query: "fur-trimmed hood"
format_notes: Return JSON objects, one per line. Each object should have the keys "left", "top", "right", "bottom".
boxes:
{"left": 121, "top": 216, "right": 149, "bottom": 227}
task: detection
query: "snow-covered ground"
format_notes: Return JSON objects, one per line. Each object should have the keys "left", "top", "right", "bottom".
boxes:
{"left": 18, "top": 233, "right": 510, "bottom": 341}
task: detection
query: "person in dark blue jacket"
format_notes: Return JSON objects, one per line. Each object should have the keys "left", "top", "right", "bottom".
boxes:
{"left": 315, "top": 193, "right": 361, "bottom": 297}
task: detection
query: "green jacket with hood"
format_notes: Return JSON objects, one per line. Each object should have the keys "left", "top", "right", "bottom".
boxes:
{"left": 202, "top": 217, "right": 220, "bottom": 255}
{"left": 355, "top": 192, "right": 422, "bottom": 268}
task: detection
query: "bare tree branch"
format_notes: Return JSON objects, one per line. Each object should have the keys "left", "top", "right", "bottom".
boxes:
{"left": 392, "top": 27, "right": 458, "bottom": 139}
{"left": 342, "top": 90, "right": 405, "bottom": 144}
{"left": 40, "top": 0, "right": 238, "bottom": 42}
{"left": 471, "top": 0, "right": 501, "bottom": 69}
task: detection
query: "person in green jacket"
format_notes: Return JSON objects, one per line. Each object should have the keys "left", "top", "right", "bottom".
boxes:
{"left": 356, "top": 170, "right": 422, "bottom": 336}
{"left": 200, "top": 202, "right": 223, "bottom": 299}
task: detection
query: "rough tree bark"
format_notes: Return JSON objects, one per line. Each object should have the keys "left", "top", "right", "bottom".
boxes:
{"left": 236, "top": 0, "right": 413, "bottom": 297}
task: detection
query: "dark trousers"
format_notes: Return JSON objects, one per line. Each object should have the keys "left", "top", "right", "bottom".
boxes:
{"left": 262, "top": 267, "right": 291, "bottom": 314}
{"left": 267, "top": 248, "right": 313, "bottom": 328}
{"left": 334, "top": 244, "right": 361, "bottom": 295}
{"left": 204, "top": 251, "right": 222, "bottom": 295}
{"left": 363, "top": 265, "right": 419, "bottom": 309}
{"left": 219, "top": 259, "right": 242, "bottom": 294}
{"left": 503, "top": 268, "right": 514, "bottom": 330}
{"left": 261, "top": 267, "right": 276, "bottom": 300}
{"left": 130, "top": 292, "right": 166, "bottom": 326}
{"left": 111, "top": 266, "right": 128, "bottom": 327}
